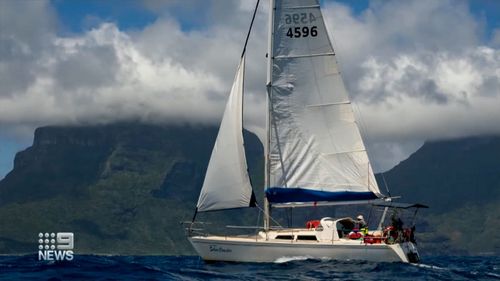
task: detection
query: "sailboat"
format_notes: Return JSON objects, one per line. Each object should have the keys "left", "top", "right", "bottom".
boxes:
{"left": 187, "top": 0, "right": 427, "bottom": 263}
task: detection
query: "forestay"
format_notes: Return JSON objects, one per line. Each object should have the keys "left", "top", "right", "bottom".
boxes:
{"left": 266, "top": 0, "right": 383, "bottom": 204}
{"left": 197, "top": 57, "right": 255, "bottom": 212}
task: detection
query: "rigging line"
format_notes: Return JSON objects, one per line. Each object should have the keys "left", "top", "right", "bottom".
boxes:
{"left": 241, "top": 0, "right": 261, "bottom": 58}
{"left": 255, "top": 204, "right": 261, "bottom": 231}
{"left": 353, "top": 101, "right": 391, "bottom": 195}
{"left": 381, "top": 173, "right": 391, "bottom": 197}
{"left": 285, "top": 208, "right": 290, "bottom": 228}
{"left": 351, "top": 84, "right": 386, "bottom": 196}
{"left": 240, "top": 0, "right": 259, "bottom": 201}
{"left": 256, "top": 203, "right": 283, "bottom": 227}
{"left": 367, "top": 205, "right": 373, "bottom": 227}
{"left": 191, "top": 208, "right": 198, "bottom": 222}
{"left": 190, "top": 207, "right": 198, "bottom": 229}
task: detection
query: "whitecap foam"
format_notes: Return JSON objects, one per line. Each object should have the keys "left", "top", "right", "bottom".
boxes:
{"left": 485, "top": 272, "right": 500, "bottom": 279}
{"left": 274, "top": 256, "right": 314, "bottom": 263}
{"left": 411, "top": 263, "right": 445, "bottom": 270}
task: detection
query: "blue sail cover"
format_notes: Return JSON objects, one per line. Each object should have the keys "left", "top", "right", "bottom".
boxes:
{"left": 266, "top": 0, "right": 383, "bottom": 205}
{"left": 266, "top": 188, "right": 379, "bottom": 204}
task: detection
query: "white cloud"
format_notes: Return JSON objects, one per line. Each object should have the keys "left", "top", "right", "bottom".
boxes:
{"left": 1, "top": 23, "right": 224, "bottom": 127}
{"left": 0, "top": 1, "right": 268, "bottom": 140}
{"left": 0, "top": 0, "right": 499, "bottom": 172}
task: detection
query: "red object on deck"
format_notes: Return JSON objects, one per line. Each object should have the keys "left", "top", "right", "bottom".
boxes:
{"left": 363, "top": 235, "right": 383, "bottom": 244}
{"left": 306, "top": 220, "right": 321, "bottom": 229}
{"left": 349, "top": 232, "right": 362, "bottom": 239}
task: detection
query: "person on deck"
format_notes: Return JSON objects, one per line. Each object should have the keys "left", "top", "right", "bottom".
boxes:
{"left": 349, "top": 215, "right": 368, "bottom": 239}
{"left": 390, "top": 214, "right": 404, "bottom": 242}
{"left": 356, "top": 215, "right": 367, "bottom": 229}
{"left": 391, "top": 214, "right": 403, "bottom": 231}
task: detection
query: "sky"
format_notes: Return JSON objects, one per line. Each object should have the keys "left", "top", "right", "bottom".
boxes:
{"left": 0, "top": 0, "right": 499, "bottom": 179}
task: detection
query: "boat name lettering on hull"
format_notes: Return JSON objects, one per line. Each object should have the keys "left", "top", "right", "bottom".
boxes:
{"left": 209, "top": 245, "right": 232, "bottom": 253}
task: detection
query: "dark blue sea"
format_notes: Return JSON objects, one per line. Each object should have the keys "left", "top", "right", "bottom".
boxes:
{"left": 0, "top": 255, "right": 499, "bottom": 280}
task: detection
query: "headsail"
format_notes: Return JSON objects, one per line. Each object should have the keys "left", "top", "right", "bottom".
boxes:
{"left": 196, "top": 56, "right": 256, "bottom": 212}
{"left": 266, "top": 0, "right": 383, "bottom": 205}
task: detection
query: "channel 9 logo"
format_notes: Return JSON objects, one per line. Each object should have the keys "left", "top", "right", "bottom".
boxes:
{"left": 38, "top": 232, "right": 74, "bottom": 261}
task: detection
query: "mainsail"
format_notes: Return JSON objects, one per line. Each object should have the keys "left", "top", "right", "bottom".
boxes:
{"left": 196, "top": 56, "right": 256, "bottom": 212}
{"left": 266, "top": 0, "right": 383, "bottom": 204}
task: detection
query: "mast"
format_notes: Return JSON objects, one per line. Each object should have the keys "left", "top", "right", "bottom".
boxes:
{"left": 264, "top": 0, "right": 275, "bottom": 232}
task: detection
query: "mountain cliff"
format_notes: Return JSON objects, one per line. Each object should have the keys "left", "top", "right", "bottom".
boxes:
{"left": 0, "top": 123, "right": 263, "bottom": 254}
{"left": 379, "top": 136, "right": 500, "bottom": 255}
{"left": 384, "top": 136, "right": 500, "bottom": 213}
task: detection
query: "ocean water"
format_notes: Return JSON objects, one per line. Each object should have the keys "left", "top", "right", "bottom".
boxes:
{"left": 0, "top": 255, "right": 499, "bottom": 281}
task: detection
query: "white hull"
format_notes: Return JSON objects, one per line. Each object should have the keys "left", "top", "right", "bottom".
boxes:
{"left": 189, "top": 234, "right": 419, "bottom": 263}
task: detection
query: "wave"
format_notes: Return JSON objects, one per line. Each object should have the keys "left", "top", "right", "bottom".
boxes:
{"left": 1, "top": 255, "right": 498, "bottom": 280}
{"left": 273, "top": 255, "right": 315, "bottom": 263}
{"left": 411, "top": 262, "right": 445, "bottom": 270}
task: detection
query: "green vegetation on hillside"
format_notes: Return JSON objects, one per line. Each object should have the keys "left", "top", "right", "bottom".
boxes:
{"left": 0, "top": 123, "right": 263, "bottom": 254}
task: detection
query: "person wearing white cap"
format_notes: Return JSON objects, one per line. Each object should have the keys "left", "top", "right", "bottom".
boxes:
{"left": 348, "top": 214, "right": 369, "bottom": 239}
{"left": 356, "top": 214, "right": 367, "bottom": 230}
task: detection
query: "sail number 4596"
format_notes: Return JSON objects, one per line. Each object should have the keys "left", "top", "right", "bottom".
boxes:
{"left": 284, "top": 13, "right": 318, "bottom": 38}
{"left": 286, "top": 26, "right": 318, "bottom": 38}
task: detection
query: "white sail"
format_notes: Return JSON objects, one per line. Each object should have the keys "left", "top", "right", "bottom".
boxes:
{"left": 196, "top": 57, "right": 255, "bottom": 212}
{"left": 266, "top": 0, "right": 383, "bottom": 204}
